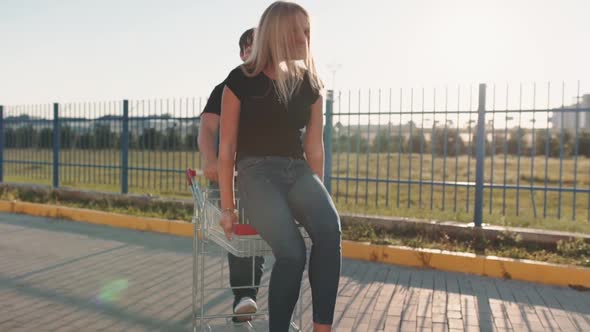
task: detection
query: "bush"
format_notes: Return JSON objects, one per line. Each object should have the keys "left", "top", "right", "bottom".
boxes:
{"left": 38, "top": 128, "right": 53, "bottom": 148}
{"left": 184, "top": 127, "right": 199, "bottom": 151}
{"left": 405, "top": 133, "right": 427, "bottom": 154}
{"left": 93, "top": 124, "right": 114, "bottom": 149}
{"left": 431, "top": 128, "right": 465, "bottom": 156}
{"left": 138, "top": 128, "right": 163, "bottom": 150}
{"left": 4, "top": 127, "right": 16, "bottom": 148}
{"left": 15, "top": 125, "right": 37, "bottom": 148}
{"left": 371, "top": 131, "right": 404, "bottom": 153}
{"left": 77, "top": 132, "right": 95, "bottom": 149}
{"left": 335, "top": 133, "right": 369, "bottom": 153}
{"left": 557, "top": 238, "right": 590, "bottom": 258}
{"left": 162, "top": 128, "right": 181, "bottom": 150}
{"left": 575, "top": 132, "right": 590, "bottom": 157}
{"left": 506, "top": 128, "right": 525, "bottom": 155}
{"left": 60, "top": 125, "right": 74, "bottom": 149}
{"left": 535, "top": 131, "right": 573, "bottom": 157}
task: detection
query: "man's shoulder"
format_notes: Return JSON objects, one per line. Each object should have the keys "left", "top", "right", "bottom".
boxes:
{"left": 226, "top": 65, "right": 247, "bottom": 80}
{"left": 202, "top": 81, "right": 226, "bottom": 116}
{"left": 204, "top": 81, "right": 224, "bottom": 103}
{"left": 211, "top": 81, "right": 226, "bottom": 95}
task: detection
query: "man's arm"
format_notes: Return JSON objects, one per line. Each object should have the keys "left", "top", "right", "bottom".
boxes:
{"left": 198, "top": 113, "right": 220, "bottom": 182}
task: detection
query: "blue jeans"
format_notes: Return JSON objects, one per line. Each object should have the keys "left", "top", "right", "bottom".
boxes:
{"left": 237, "top": 157, "right": 341, "bottom": 331}
{"left": 208, "top": 182, "right": 264, "bottom": 307}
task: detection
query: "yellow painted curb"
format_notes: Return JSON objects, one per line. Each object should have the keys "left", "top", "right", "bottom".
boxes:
{"left": 3, "top": 199, "right": 588, "bottom": 288}
{"left": 481, "top": 256, "right": 590, "bottom": 288}
{"left": 340, "top": 240, "right": 382, "bottom": 262}
{"left": 168, "top": 221, "right": 194, "bottom": 237}
{"left": 0, "top": 200, "right": 15, "bottom": 213}
{"left": 1, "top": 199, "right": 193, "bottom": 238}
{"left": 342, "top": 240, "right": 590, "bottom": 288}
{"left": 13, "top": 201, "right": 59, "bottom": 218}
{"left": 55, "top": 206, "right": 194, "bottom": 237}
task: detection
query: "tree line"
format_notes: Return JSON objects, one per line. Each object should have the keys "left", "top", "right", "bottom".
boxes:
{"left": 5, "top": 124, "right": 590, "bottom": 157}
{"left": 334, "top": 128, "right": 590, "bottom": 158}
{"left": 4, "top": 124, "right": 200, "bottom": 151}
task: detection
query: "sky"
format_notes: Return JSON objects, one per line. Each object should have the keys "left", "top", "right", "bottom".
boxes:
{"left": 1, "top": 0, "right": 589, "bottom": 115}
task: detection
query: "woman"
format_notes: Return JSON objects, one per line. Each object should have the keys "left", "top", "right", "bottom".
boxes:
{"left": 217, "top": 2, "right": 341, "bottom": 331}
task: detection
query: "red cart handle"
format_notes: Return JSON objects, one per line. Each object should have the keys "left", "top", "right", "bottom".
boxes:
{"left": 186, "top": 168, "right": 203, "bottom": 185}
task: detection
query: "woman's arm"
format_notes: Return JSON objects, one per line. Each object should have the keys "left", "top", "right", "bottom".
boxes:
{"left": 303, "top": 95, "right": 324, "bottom": 181}
{"left": 218, "top": 86, "right": 240, "bottom": 239}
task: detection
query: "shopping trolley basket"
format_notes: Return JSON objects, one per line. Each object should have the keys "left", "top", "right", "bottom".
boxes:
{"left": 187, "top": 169, "right": 309, "bottom": 332}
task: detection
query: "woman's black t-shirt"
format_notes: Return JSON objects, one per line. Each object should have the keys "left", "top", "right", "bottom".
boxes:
{"left": 224, "top": 66, "right": 320, "bottom": 161}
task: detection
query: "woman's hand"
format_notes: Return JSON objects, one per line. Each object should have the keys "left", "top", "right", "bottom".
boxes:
{"left": 219, "top": 209, "right": 237, "bottom": 240}
{"left": 218, "top": 85, "right": 240, "bottom": 240}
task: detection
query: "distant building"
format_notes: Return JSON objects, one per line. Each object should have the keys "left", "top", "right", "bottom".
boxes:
{"left": 550, "top": 94, "right": 590, "bottom": 130}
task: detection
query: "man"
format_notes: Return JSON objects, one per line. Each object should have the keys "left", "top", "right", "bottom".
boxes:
{"left": 198, "top": 28, "right": 264, "bottom": 323}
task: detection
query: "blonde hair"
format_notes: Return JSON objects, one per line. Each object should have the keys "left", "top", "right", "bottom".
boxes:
{"left": 243, "top": 1, "right": 322, "bottom": 105}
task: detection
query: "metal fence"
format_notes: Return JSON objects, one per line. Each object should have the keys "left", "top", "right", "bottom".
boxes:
{"left": 325, "top": 82, "right": 590, "bottom": 226}
{"left": 1, "top": 82, "right": 589, "bottom": 226}
{"left": 0, "top": 99, "right": 204, "bottom": 196}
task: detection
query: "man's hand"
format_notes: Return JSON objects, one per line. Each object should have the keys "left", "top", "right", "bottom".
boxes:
{"left": 203, "top": 158, "right": 218, "bottom": 182}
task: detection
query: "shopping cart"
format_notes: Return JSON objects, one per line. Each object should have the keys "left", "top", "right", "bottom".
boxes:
{"left": 187, "top": 169, "right": 309, "bottom": 332}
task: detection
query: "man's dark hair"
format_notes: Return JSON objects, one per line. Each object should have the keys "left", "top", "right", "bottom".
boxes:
{"left": 239, "top": 28, "right": 255, "bottom": 55}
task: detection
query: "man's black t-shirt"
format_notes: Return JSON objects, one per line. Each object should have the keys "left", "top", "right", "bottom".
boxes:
{"left": 224, "top": 66, "right": 320, "bottom": 161}
{"left": 200, "top": 81, "right": 226, "bottom": 156}
{"left": 201, "top": 81, "right": 225, "bottom": 116}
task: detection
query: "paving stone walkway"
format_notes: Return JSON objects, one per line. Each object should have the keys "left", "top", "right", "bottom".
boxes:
{"left": 0, "top": 213, "right": 589, "bottom": 331}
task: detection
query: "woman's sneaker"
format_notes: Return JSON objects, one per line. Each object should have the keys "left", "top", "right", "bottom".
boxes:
{"left": 232, "top": 297, "right": 257, "bottom": 323}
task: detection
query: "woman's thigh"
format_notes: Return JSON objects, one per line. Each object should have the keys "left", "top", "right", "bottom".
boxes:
{"left": 287, "top": 164, "right": 341, "bottom": 241}
{"left": 237, "top": 164, "right": 306, "bottom": 260}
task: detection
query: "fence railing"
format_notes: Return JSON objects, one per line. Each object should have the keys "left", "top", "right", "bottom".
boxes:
{"left": 2, "top": 82, "right": 589, "bottom": 227}
{"left": 0, "top": 98, "right": 204, "bottom": 196}
{"left": 324, "top": 82, "right": 590, "bottom": 227}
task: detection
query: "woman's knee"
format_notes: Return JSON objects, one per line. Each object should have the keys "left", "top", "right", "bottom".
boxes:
{"left": 314, "top": 210, "right": 341, "bottom": 245}
{"left": 318, "top": 229, "right": 341, "bottom": 251}
{"left": 274, "top": 245, "right": 307, "bottom": 270}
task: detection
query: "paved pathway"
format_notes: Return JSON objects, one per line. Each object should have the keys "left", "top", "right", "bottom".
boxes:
{"left": 0, "top": 213, "right": 589, "bottom": 331}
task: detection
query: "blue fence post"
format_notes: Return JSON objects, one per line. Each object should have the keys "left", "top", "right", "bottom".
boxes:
{"left": 121, "top": 100, "right": 129, "bottom": 194}
{"left": 0, "top": 105, "right": 4, "bottom": 183}
{"left": 53, "top": 103, "right": 60, "bottom": 188}
{"left": 323, "top": 90, "right": 334, "bottom": 194}
{"left": 474, "top": 84, "right": 487, "bottom": 228}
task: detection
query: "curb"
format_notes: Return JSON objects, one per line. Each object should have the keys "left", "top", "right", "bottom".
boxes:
{"left": 5, "top": 183, "right": 587, "bottom": 245}
{"left": 1, "top": 200, "right": 588, "bottom": 289}
{"left": 0, "top": 200, "right": 193, "bottom": 238}
{"left": 341, "top": 241, "right": 590, "bottom": 289}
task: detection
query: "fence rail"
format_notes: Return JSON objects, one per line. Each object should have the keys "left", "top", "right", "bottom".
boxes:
{"left": 2, "top": 82, "right": 590, "bottom": 228}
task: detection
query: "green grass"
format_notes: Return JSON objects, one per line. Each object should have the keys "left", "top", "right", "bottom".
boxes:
{"left": 5, "top": 148, "right": 590, "bottom": 234}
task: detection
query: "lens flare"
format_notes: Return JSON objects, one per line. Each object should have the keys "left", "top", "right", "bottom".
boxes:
{"left": 97, "top": 279, "right": 129, "bottom": 304}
